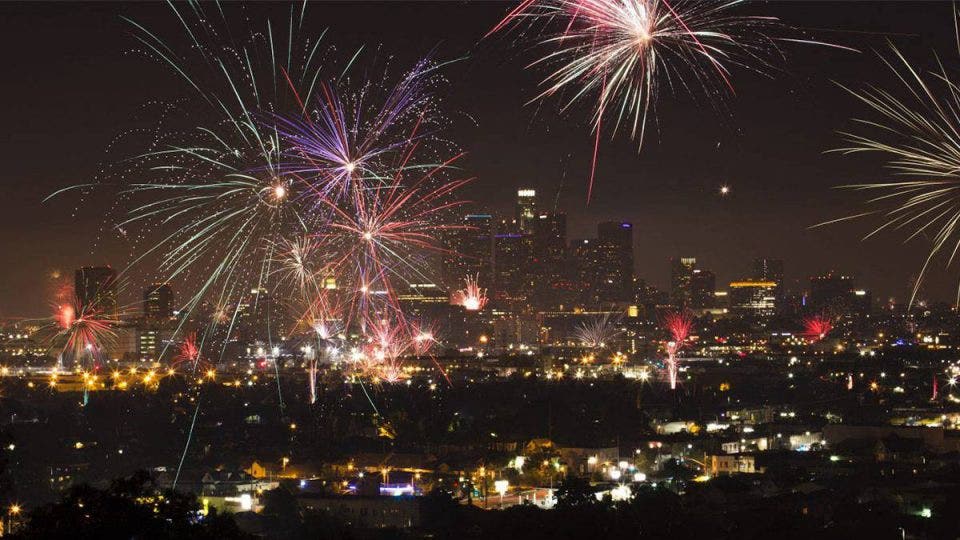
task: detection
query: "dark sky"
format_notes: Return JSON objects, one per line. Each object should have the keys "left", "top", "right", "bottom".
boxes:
{"left": 1, "top": 1, "right": 958, "bottom": 317}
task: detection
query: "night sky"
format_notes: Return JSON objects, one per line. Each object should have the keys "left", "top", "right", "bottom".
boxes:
{"left": 1, "top": 1, "right": 958, "bottom": 317}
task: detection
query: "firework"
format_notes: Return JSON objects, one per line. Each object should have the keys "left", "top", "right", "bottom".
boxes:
{"left": 36, "top": 2, "right": 351, "bottom": 354}
{"left": 67, "top": 3, "right": 479, "bottom": 488}
{"left": 47, "top": 290, "right": 118, "bottom": 370}
{"left": 573, "top": 312, "right": 621, "bottom": 349}
{"left": 662, "top": 310, "right": 692, "bottom": 389}
{"left": 302, "top": 292, "right": 345, "bottom": 404}
{"left": 802, "top": 314, "right": 833, "bottom": 343}
{"left": 823, "top": 42, "right": 960, "bottom": 306}
{"left": 272, "top": 58, "right": 443, "bottom": 205}
{"left": 410, "top": 322, "right": 438, "bottom": 356}
{"left": 50, "top": 2, "right": 473, "bottom": 415}
{"left": 272, "top": 235, "right": 324, "bottom": 301}
{"left": 171, "top": 333, "right": 212, "bottom": 375}
{"left": 451, "top": 274, "right": 488, "bottom": 311}
{"left": 488, "top": 0, "right": 784, "bottom": 199}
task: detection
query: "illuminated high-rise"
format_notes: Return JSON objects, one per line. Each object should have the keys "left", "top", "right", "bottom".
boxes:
{"left": 533, "top": 212, "right": 566, "bottom": 265}
{"left": 516, "top": 189, "right": 537, "bottom": 233}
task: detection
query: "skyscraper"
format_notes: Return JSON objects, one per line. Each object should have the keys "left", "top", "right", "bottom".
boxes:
{"left": 493, "top": 222, "right": 529, "bottom": 303}
{"left": 690, "top": 269, "right": 716, "bottom": 309}
{"left": 596, "top": 221, "right": 634, "bottom": 302}
{"left": 530, "top": 212, "right": 569, "bottom": 309}
{"left": 143, "top": 283, "right": 174, "bottom": 320}
{"left": 75, "top": 266, "right": 118, "bottom": 318}
{"left": 573, "top": 238, "right": 600, "bottom": 304}
{"left": 532, "top": 212, "right": 566, "bottom": 266}
{"left": 670, "top": 257, "right": 697, "bottom": 307}
{"left": 516, "top": 189, "right": 537, "bottom": 233}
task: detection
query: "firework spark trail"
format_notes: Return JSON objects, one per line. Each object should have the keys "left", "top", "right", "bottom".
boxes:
{"left": 662, "top": 310, "right": 692, "bottom": 390}
{"left": 820, "top": 40, "right": 960, "bottom": 306}
{"left": 84, "top": 1, "right": 467, "bottom": 376}
{"left": 488, "top": 0, "right": 779, "bottom": 189}
{"left": 173, "top": 394, "right": 202, "bottom": 490}
{"left": 573, "top": 312, "right": 621, "bottom": 349}
{"left": 50, "top": 296, "right": 118, "bottom": 368}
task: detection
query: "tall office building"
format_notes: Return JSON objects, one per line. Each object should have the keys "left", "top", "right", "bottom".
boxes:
{"left": 670, "top": 257, "right": 697, "bottom": 308}
{"left": 516, "top": 189, "right": 537, "bottom": 233}
{"left": 690, "top": 269, "right": 716, "bottom": 309}
{"left": 493, "top": 221, "right": 530, "bottom": 302}
{"left": 595, "top": 221, "right": 634, "bottom": 302}
{"left": 532, "top": 212, "right": 567, "bottom": 267}
{"left": 143, "top": 283, "right": 174, "bottom": 320}
{"left": 75, "top": 266, "right": 118, "bottom": 317}
{"left": 573, "top": 238, "right": 600, "bottom": 304}
{"left": 530, "top": 212, "right": 569, "bottom": 308}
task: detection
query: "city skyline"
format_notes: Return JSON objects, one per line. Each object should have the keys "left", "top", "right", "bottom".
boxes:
{"left": 3, "top": 2, "right": 960, "bottom": 318}
{"left": 4, "top": 2, "right": 960, "bottom": 537}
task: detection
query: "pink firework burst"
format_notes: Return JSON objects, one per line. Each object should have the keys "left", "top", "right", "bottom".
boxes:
{"left": 662, "top": 310, "right": 693, "bottom": 390}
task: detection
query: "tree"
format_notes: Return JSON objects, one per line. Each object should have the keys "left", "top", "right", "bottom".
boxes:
{"left": 555, "top": 476, "right": 596, "bottom": 510}
{"left": 12, "top": 471, "right": 248, "bottom": 539}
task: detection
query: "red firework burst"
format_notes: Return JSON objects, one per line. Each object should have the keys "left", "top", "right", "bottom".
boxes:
{"left": 802, "top": 314, "right": 833, "bottom": 343}
{"left": 171, "top": 332, "right": 212, "bottom": 373}
{"left": 664, "top": 311, "right": 693, "bottom": 343}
